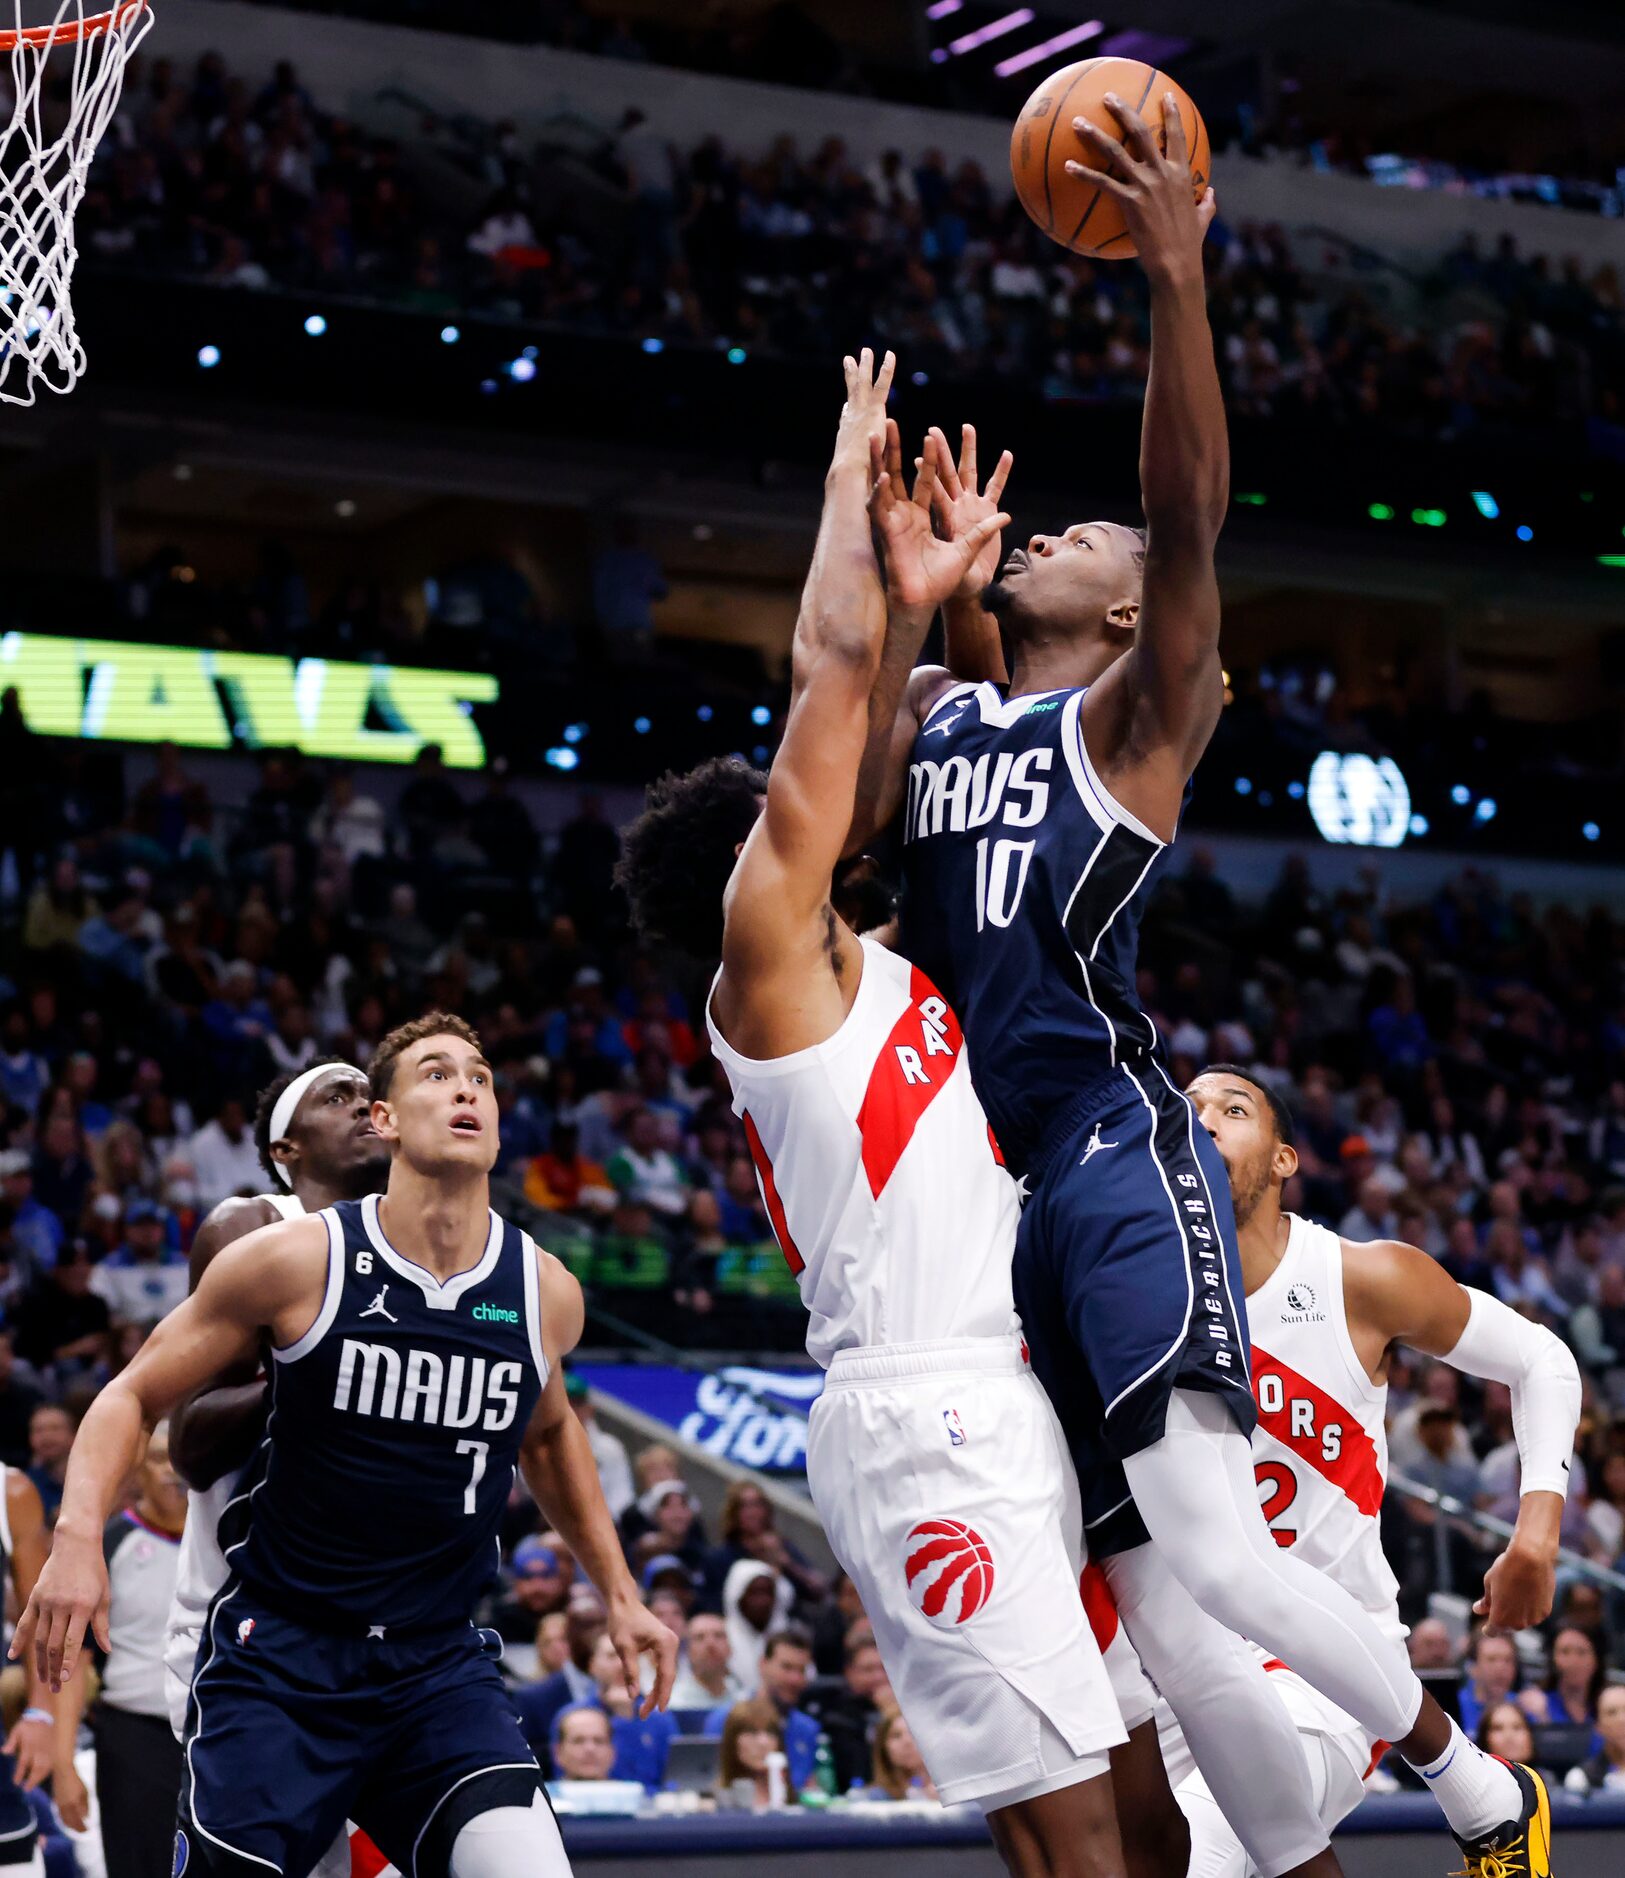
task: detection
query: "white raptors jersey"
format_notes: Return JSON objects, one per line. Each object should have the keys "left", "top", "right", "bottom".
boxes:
{"left": 706, "top": 937, "right": 1021, "bottom": 1367}
{"left": 164, "top": 1189, "right": 306, "bottom": 1733}
{"left": 1247, "top": 1214, "right": 1404, "bottom": 1643}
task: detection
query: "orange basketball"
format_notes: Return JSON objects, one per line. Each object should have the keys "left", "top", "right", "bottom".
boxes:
{"left": 1010, "top": 56, "right": 1210, "bottom": 260}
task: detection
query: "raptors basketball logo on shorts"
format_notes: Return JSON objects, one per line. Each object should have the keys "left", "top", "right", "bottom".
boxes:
{"left": 904, "top": 1518, "right": 996, "bottom": 1627}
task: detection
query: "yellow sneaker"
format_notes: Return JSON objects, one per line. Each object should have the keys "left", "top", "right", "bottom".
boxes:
{"left": 1453, "top": 1763, "right": 1553, "bottom": 1878}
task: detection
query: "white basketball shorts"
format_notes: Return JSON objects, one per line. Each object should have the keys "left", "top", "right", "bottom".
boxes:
{"left": 806, "top": 1333, "right": 1129, "bottom": 1811}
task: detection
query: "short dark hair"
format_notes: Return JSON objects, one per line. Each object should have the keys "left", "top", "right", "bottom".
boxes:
{"left": 762, "top": 1623, "right": 814, "bottom": 1662}
{"left": 1197, "top": 1063, "right": 1296, "bottom": 1147}
{"left": 614, "top": 757, "right": 767, "bottom": 959}
{"left": 370, "top": 1012, "right": 483, "bottom": 1102}
{"left": 253, "top": 1055, "right": 360, "bottom": 1181}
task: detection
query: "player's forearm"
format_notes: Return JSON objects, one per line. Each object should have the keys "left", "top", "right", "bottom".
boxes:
{"left": 1140, "top": 275, "right": 1228, "bottom": 547}
{"left": 847, "top": 597, "right": 933, "bottom": 853}
{"left": 52, "top": 1383, "right": 148, "bottom": 1549}
{"left": 521, "top": 1413, "right": 642, "bottom": 1611}
{"left": 942, "top": 593, "right": 1008, "bottom": 686}
{"left": 52, "top": 1660, "right": 83, "bottom": 1759}
{"left": 795, "top": 455, "right": 885, "bottom": 674}
{"left": 169, "top": 1379, "right": 269, "bottom": 1491}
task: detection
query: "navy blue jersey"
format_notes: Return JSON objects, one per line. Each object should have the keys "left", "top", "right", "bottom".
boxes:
{"left": 225, "top": 1194, "right": 547, "bottom": 1634}
{"left": 900, "top": 681, "right": 1175, "bottom": 1170}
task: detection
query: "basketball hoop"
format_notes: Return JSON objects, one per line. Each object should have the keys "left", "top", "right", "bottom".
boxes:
{"left": 1, "top": 0, "right": 153, "bottom": 405}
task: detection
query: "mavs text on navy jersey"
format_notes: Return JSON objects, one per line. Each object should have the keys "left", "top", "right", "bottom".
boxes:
{"left": 221, "top": 1195, "right": 547, "bottom": 1632}
{"left": 901, "top": 678, "right": 1254, "bottom": 1554}
{"left": 902, "top": 681, "right": 1168, "bottom": 1173}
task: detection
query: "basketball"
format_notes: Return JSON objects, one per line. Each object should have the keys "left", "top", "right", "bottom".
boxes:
{"left": 1010, "top": 56, "right": 1210, "bottom": 259}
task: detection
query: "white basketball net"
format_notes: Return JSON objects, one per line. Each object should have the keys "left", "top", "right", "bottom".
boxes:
{"left": 1, "top": 0, "right": 153, "bottom": 405}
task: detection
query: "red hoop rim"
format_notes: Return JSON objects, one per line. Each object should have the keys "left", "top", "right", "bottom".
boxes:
{"left": 0, "top": 0, "right": 147, "bottom": 50}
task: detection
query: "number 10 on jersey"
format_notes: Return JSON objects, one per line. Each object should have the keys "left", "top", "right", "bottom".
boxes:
{"left": 974, "top": 837, "right": 1035, "bottom": 931}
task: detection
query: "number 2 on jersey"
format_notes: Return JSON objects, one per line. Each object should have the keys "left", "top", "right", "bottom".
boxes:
{"left": 974, "top": 836, "right": 1035, "bottom": 931}
{"left": 457, "top": 1438, "right": 489, "bottom": 1515}
{"left": 1255, "top": 1460, "right": 1297, "bottom": 1547}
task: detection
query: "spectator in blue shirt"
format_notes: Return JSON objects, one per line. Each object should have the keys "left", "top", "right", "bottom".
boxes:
{"left": 702, "top": 1626, "right": 819, "bottom": 1790}
{"left": 0, "top": 1011, "right": 48, "bottom": 1116}
{"left": 1457, "top": 1631, "right": 1522, "bottom": 1739}
{"left": 516, "top": 1600, "right": 605, "bottom": 1773}
{"left": 542, "top": 970, "right": 632, "bottom": 1068}
{"left": 0, "top": 1151, "right": 63, "bottom": 1274}
{"left": 89, "top": 1200, "right": 187, "bottom": 1329}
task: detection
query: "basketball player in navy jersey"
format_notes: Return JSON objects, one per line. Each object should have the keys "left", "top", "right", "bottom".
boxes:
{"left": 165, "top": 1060, "right": 392, "bottom": 1878}
{"left": 850, "top": 91, "right": 1548, "bottom": 1878}
{"left": 16, "top": 1013, "right": 675, "bottom": 1878}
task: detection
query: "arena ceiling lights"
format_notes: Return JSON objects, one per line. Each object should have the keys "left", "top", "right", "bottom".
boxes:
{"left": 925, "top": 5, "right": 1189, "bottom": 77}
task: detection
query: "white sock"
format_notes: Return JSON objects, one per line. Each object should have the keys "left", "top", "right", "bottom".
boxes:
{"left": 1406, "top": 1718, "right": 1523, "bottom": 1840}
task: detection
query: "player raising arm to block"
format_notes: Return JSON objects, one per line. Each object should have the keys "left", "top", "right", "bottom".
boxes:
{"left": 616, "top": 355, "right": 1182, "bottom": 1878}
{"left": 14, "top": 1014, "right": 674, "bottom": 1878}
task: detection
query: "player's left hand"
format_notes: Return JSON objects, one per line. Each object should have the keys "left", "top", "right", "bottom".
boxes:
{"left": 1475, "top": 1538, "right": 1556, "bottom": 1632}
{"left": 2, "top": 1715, "right": 52, "bottom": 1790}
{"left": 52, "top": 1760, "right": 89, "bottom": 1835}
{"left": 1065, "top": 91, "right": 1217, "bottom": 284}
{"left": 609, "top": 1596, "right": 679, "bottom": 1719}
{"left": 925, "top": 423, "right": 1013, "bottom": 602}
{"left": 870, "top": 420, "right": 1009, "bottom": 611}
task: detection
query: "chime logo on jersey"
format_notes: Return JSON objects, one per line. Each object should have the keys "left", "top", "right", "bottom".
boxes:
{"left": 332, "top": 1340, "right": 523, "bottom": 1431}
{"left": 904, "top": 1517, "right": 995, "bottom": 1627}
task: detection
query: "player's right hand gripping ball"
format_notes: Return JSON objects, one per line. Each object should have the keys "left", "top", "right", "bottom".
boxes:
{"left": 1011, "top": 55, "right": 1209, "bottom": 258}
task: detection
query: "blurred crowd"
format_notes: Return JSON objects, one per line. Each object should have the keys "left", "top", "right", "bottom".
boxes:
{"left": 3, "top": 696, "right": 1625, "bottom": 1811}
{"left": 64, "top": 50, "right": 1625, "bottom": 444}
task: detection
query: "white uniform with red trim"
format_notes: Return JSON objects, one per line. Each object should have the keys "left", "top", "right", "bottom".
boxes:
{"left": 1161, "top": 1214, "right": 1399, "bottom": 1875}
{"left": 708, "top": 937, "right": 1133, "bottom": 1811}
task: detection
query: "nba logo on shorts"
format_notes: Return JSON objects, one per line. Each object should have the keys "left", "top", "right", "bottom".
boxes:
{"left": 943, "top": 1407, "right": 966, "bottom": 1447}
{"left": 904, "top": 1518, "right": 995, "bottom": 1627}
{"left": 236, "top": 1618, "right": 256, "bottom": 1644}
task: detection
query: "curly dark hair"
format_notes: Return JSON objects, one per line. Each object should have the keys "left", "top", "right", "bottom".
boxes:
{"left": 253, "top": 1055, "right": 363, "bottom": 1181}
{"left": 614, "top": 757, "right": 767, "bottom": 959}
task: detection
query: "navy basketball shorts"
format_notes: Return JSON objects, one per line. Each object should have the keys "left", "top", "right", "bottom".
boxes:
{"left": 1013, "top": 1060, "right": 1256, "bottom": 1558}
{"left": 0, "top": 1754, "right": 37, "bottom": 1867}
{"left": 178, "top": 1584, "right": 543, "bottom": 1878}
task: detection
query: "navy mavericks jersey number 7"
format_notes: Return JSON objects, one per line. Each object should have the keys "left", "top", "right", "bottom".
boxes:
{"left": 222, "top": 1194, "right": 548, "bottom": 1633}
{"left": 901, "top": 681, "right": 1175, "bottom": 1172}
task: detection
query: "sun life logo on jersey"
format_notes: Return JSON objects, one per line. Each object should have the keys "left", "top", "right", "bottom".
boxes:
{"left": 903, "top": 1517, "right": 995, "bottom": 1628}
{"left": 1281, "top": 1282, "right": 1324, "bottom": 1323}
{"left": 472, "top": 1302, "right": 518, "bottom": 1324}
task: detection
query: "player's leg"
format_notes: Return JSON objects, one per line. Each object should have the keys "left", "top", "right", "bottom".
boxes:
{"left": 984, "top": 1755, "right": 1125, "bottom": 1878}
{"left": 178, "top": 1590, "right": 368, "bottom": 1878}
{"left": 445, "top": 1795, "right": 567, "bottom": 1878}
{"left": 93, "top": 1706, "right": 184, "bottom": 1878}
{"left": 1103, "top": 1543, "right": 1339, "bottom": 1878}
{"left": 1122, "top": 1386, "right": 1521, "bottom": 1843}
{"left": 357, "top": 1626, "right": 556, "bottom": 1878}
{"left": 1061, "top": 1066, "right": 1528, "bottom": 1854}
{"left": 1106, "top": 1720, "right": 1192, "bottom": 1878}
{"left": 806, "top": 1344, "right": 1130, "bottom": 1875}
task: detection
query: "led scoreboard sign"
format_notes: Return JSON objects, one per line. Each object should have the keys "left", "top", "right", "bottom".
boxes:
{"left": 0, "top": 633, "right": 498, "bottom": 768}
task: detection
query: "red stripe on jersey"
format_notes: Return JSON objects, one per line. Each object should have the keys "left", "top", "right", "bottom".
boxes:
{"left": 987, "top": 1122, "right": 1006, "bottom": 1167}
{"left": 742, "top": 1111, "right": 805, "bottom": 1277}
{"left": 1250, "top": 1343, "right": 1384, "bottom": 1518}
{"left": 856, "top": 966, "right": 964, "bottom": 1198}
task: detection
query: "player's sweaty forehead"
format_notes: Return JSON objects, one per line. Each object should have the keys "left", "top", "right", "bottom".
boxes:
{"left": 1187, "top": 1075, "right": 1263, "bottom": 1115}
{"left": 403, "top": 1038, "right": 491, "bottom": 1079}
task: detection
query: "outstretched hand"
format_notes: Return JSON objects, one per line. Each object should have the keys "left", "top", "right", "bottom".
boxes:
{"left": 834, "top": 347, "right": 896, "bottom": 470}
{"left": 870, "top": 419, "right": 1009, "bottom": 612}
{"left": 1066, "top": 90, "right": 1216, "bottom": 282}
{"left": 925, "top": 423, "right": 1013, "bottom": 602}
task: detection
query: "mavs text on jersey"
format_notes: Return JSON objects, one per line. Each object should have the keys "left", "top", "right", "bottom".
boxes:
{"left": 901, "top": 680, "right": 1254, "bottom": 1553}
{"left": 180, "top": 1195, "right": 548, "bottom": 1878}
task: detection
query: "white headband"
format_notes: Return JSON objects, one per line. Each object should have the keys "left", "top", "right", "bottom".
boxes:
{"left": 268, "top": 1063, "right": 367, "bottom": 1189}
